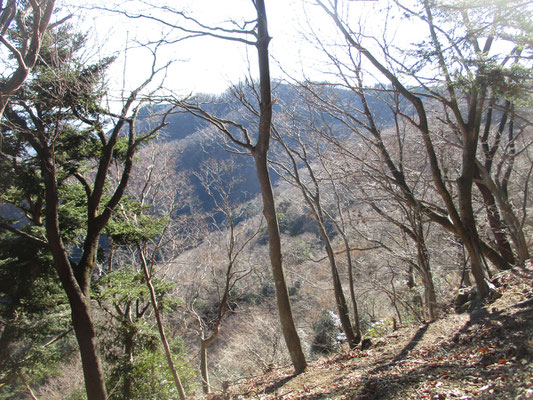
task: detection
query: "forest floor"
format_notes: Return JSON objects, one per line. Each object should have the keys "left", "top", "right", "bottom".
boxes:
{"left": 202, "top": 263, "right": 533, "bottom": 400}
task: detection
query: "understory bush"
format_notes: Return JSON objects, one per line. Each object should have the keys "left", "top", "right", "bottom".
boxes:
{"left": 311, "top": 310, "right": 344, "bottom": 355}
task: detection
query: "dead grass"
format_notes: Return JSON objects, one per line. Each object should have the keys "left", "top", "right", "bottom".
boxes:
{"left": 201, "top": 264, "right": 533, "bottom": 400}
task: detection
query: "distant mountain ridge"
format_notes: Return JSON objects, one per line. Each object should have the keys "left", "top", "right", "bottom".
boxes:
{"left": 138, "top": 83, "right": 395, "bottom": 213}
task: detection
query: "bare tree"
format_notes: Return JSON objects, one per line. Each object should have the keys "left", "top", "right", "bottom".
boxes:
{"left": 302, "top": 0, "right": 533, "bottom": 298}
{"left": 184, "top": 158, "right": 260, "bottom": 394}
{"left": 367, "top": 199, "right": 438, "bottom": 320}
{"left": 97, "top": 0, "right": 308, "bottom": 373}
{"left": 270, "top": 117, "right": 360, "bottom": 348}
{"left": 276, "top": 77, "right": 440, "bottom": 321}
{"left": 142, "top": 0, "right": 309, "bottom": 373}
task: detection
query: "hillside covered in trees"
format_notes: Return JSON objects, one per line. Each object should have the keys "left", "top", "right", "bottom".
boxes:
{"left": 202, "top": 265, "right": 533, "bottom": 400}
{"left": 0, "top": 1, "right": 532, "bottom": 399}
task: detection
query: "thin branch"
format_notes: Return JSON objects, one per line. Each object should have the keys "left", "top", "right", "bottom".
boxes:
{"left": 0, "top": 222, "right": 48, "bottom": 247}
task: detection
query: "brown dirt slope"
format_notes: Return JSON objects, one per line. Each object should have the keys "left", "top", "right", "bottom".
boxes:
{"left": 203, "top": 264, "right": 533, "bottom": 400}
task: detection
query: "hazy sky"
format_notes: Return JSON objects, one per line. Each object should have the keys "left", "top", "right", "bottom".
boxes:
{"left": 75, "top": 0, "right": 403, "bottom": 97}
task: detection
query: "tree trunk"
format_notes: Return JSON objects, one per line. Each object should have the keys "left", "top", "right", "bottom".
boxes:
{"left": 476, "top": 182, "right": 516, "bottom": 264}
{"left": 76, "top": 230, "right": 100, "bottom": 296}
{"left": 414, "top": 216, "right": 437, "bottom": 320}
{"left": 492, "top": 188, "right": 530, "bottom": 262}
{"left": 253, "top": 152, "right": 307, "bottom": 374}
{"left": 200, "top": 339, "right": 211, "bottom": 395}
{"left": 424, "top": 272, "right": 437, "bottom": 321}
{"left": 343, "top": 236, "right": 362, "bottom": 342}
{"left": 41, "top": 153, "right": 107, "bottom": 400}
{"left": 252, "top": 0, "right": 307, "bottom": 374}
{"left": 139, "top": 249, "right": 187, "bottom": 400}
{"left": 457, "top": 169, "right": 490, "bottom": 298}
{"left": 69, "top": 295, "right": 107, "bottom": 400}
{"left": 318, "top": 221, "right": 358, "bottom": 348}
{"left": 479, "top": 240, "right": 512, "bottom": 271}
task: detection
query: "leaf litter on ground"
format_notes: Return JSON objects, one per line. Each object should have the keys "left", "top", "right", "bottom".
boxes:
{"left": 202, "top": 263, "right": 533, "bottom": 400}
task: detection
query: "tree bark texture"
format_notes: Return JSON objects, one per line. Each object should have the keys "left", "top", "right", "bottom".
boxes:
{"left": 200, "top": 338, "right": 213, "bottom": 394}
{"left": 40, "top": 150, "right": 107, "bottom": 400}
{"left": 253, "top": 152, "right": 307, "bottom": 373}
{"left": 253, "top": 0, "right": 307, "bottom": 374}
{"left": 476, "top": 182, "right": 516, "bottom": 265}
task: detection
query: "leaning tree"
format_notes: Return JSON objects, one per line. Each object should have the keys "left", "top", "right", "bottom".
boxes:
{"left": 310, "top": 0, "right": 533, "bottom": 298}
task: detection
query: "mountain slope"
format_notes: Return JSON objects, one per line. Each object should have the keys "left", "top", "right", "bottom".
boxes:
{"left": 139, "top": 83, "right": 395, "bottom": 212}
{"left": 202, "top": 264, "right": 533, "bottom": 400}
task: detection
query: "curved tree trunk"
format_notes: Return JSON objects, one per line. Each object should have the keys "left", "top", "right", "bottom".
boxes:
{"left": 139, "top": 249, "right": 187, "bottom": 400}
{"left": 41, "top": 152, "right": 107, "bottom": 400}
{"left": 252, "top": 0, "right": 307, "bottom": 374}
{"left": 254, "top": 153, "right": 307, "bottom": 373}
{"left": 317, "top": 217, "right": 358, "bottom": 348}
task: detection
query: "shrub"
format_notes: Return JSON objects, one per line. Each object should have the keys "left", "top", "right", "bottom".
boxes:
{"left": 311, "top": 310, "right": 343, "bottom": 355}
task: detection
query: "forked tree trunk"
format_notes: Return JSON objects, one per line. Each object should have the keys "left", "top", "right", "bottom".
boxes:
{"left": 343, "top": 236, "right": 362, "bottom": 342}
{"left": 41, "top": 154, "right": 107, "bottom": 400}
{"left": 316, "top": 216, "right": 358, "bottom": 348}
{"left": 457, "top": 159, "right": 490, "bottom": 298}
{"left": 476, "top": 183, "right": 516, "bottom": 265}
